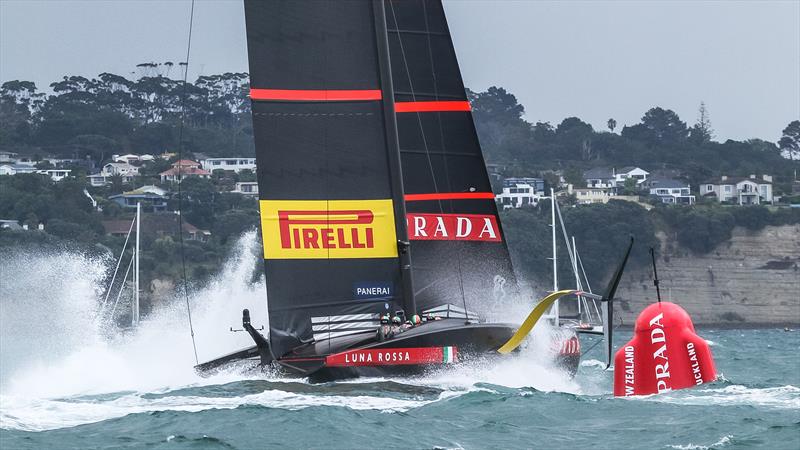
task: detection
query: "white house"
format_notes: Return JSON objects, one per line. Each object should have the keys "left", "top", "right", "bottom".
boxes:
{"left": 231, "top": 181, "right": 259, "bottom": 196}
{"left": 567, "top": 184, "right": 615, "bottom": 204}
{"left": 113, "top": 154, "right": 154, "bottom": 164}
{"left": 700, "top": 175, "right": 773, "bottom": 205}
{"left": 583, "top": 166, "right": 649, "bottom": 191}
{"left": 201, "top": 157, "right": 257, "bottom": 173}
{"left": 36, "top": 169, "right": 72, "bottom": 181}
{"left": 87, "top": 162, "right": 140, "bottom": 187}
{"left": 647, "top": 178, "right": 695, "bottom": 205}
{"left": 0, "top": 164, "right": 37, "bottom": 176}
{"left": 613, "top": 166, "right": 649, "bottom": 187}
{"left": 0, "top": 151, "right": 18, "bottom": 163}
{"left": 495, "top": 178, "right": 545, "bottom": 209}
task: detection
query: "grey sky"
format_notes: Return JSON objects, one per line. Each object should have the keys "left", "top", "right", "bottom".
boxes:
{"left": 1, "top": 0, "right": 798, "bottom": 142}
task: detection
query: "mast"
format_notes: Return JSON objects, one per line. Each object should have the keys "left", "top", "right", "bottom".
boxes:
{"left": 132, "top": 201, "right": 140, "bottom": 327}
{"left": 572, "top": 235, "right": 581, "bottom": 317}
{"left": 550, "top": 188, "right": 559, "bottom": 320}
{"left": 373, "top": 0, "right": 415, "bottom": 317}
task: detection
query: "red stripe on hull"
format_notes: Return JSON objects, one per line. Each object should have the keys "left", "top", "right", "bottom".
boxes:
{"left": 250, "top": 88, "right": 382, "bottom": 102}
{"left": 404, "top": 192, "right": 495, "bottom": 201}
{"left": 395, "top": 100, "right": 471, "bottom": 113}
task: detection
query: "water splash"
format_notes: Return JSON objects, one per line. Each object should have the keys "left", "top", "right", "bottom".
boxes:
{"left": 0, "top": 232, "right": 265, "bottom": 400}
{"left": 0, "top": 230, "right": 582, "bottom": 431}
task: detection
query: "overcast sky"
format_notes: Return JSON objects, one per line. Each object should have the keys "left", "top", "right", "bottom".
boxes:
{"left": 1, "top": 0, "right": 798, "bottom": 142}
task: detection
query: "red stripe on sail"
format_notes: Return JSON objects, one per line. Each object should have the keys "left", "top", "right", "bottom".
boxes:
{"left": 250, "top": 88, "right": 382, "bottom": 101}
{"left": 395, "top": 101, "right": 472, "bottom": 113}
{"left": 404, "top": 192, "right": 495, "bottom": 201}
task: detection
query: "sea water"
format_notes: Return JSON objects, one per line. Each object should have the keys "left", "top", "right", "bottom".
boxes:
{"left": 1, "top": 233, "right": 798, "bottom": 449}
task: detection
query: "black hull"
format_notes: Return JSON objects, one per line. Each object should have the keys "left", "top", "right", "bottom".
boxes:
{"left": 197, "top": 319, "right": 581, "bottom": 382}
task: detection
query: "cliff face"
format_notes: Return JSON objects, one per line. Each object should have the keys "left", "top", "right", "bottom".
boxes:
{"left": 614, "top": 224, "right": 800, "bottom": 326}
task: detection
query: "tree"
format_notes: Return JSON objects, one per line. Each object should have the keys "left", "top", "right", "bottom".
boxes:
{"left": 621, "top": 176, "right": 638, "bottom": 195}
{"left": 623, "top": 107, "right": 688, "bottom": 146}
{"left": 689, "top": 101, "right": 714, "bottom": 144}
{"left": 563, "top": 167, "right": 585, "bottom": 187}
{"left": 468, "top": 86, "right": 525, "bottom": 123}
{"left": 35, "top": 160, "right": 54, "bottom": 170}
{"left": 607, "top": 118, "right": 617, "bottom": 133}
{"left": 779, "top": 120, "right": 800, "bottom": 160}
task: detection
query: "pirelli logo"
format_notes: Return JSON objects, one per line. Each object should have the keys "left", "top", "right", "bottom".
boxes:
{"left": 260, "top": 199, "right": 398, "bottom": 259}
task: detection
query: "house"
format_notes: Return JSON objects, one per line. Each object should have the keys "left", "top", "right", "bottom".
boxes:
{"left": 109, "top": 185, "right": 169, "bottom": 212}
{"left": 113, "top": 154, "right": 154, "bottom": 164}
{"left": 37, "top": 169, "right": 72, "bottom": 181}
{"left": 583, "top": 166, "right": 650, "bottom": 191}
{"left": 646, "top": 178, "right": 695, "bottom": 205}
{"left": 583, "top": 168, "right": 615, "bottom": 189}
{"left": 102, "top": 212, "right": 210, "bottom": 242}
{"left": 495, "top": 178, "right": 545, "bottom": 209}
{"left": 160, "top": 160, "right": 211, "bottom": 183}
{"left": 231, "top": 181, "right": 259, "bottom": 196}
{"left": 0, "top": 219, "right": 23, "bottom": 231}
{"left": 201, "top": 157, "right": 257, "bottom": 174}
{"left": 613, "top": 166, "right": 649, "bottom": 186}
{"left": 87, "top": 162, "right": 140, "bottom": 186}
{"left": 700, "top": 175, "right": 773, "bottom": 205}
{"left": 567, "top": 185, "right": 615, "bottom": 204}
{"left": 0, "top": 151, "right": 18, "bottom": 163}
{"left": 0, "top": 163, "right": 37, "bottom": 176}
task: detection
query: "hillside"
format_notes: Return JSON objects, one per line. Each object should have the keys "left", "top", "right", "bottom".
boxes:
{"left": 615, "top": 224, "right": 800, "bottom": 326}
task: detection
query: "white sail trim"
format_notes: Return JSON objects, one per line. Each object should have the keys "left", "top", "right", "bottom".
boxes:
{"left": 311, "top": 313, "right": 380, "bottom": 341}
{"left": 312, "top": 329, "right": 377, "bottom": 341}
{"left": 311, "top": 313, "right": 377, "bottom": 324}
{"left": 423, "top": 304, "right": 480, "bottom": 320}
{"left": 312, "top": 321, "right": 380, "bottom": 332}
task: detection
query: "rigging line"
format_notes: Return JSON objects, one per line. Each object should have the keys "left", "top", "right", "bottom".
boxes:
{"left": 109, "top": 254, "right": 135, "bottom": 320}
{"left": 101, "top": 215, "right": 135, "bottom": 307}
{"left": 576, "top": 249, "right": 602, "bottom": 323}
{"left": 581, "top": 323, "right": 622, "bottom": 355}
{"left": 175, "top": 0, "right": 199, "bottom": 365}
{"left": 387, "top": 1, "right": 442, "bottom": 213}
{"left": 389, "top": 0, "right": 469, "bottom": 315}
{"left": 420, "top": 0, "right": 469, "bottom": 317}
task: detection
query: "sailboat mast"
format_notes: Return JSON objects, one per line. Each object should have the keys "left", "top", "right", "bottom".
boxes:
{"left": 372, "top": 0, "right": 416, "bottom": 317}
{"left": 572, "top": 235, "right": 581, "bottom": 317}
{"left": 550, "top": 188, "right": 559, "bottom": 320}
{"left": 132, "top": 201, "right": 140, "bottom": 327}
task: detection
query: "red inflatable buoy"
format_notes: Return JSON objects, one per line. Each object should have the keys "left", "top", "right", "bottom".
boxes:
{"left": 614, "top": 302, "right": 716, "bottom": 396}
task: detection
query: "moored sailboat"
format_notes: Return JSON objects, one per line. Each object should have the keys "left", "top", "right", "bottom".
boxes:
{"left": 196, "top": 0, "right": 631, "bottom": 382}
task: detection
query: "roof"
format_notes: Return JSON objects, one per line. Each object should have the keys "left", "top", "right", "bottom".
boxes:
{"left": 703, "top": 176, "right": 772, "bottom": 185}
{"left": 102, "top": 213, "right": 209, "bottom": 236}
{"left": 648, "top": 178, "right": 688, "bottom": 189}
{"left": 101, "top": 219, "right": 133, "bottom": 235}
{"left": 1, "top": 163, "right": 37, "bottom": 170}
{"left": 0, "top": 219, "right": 23, "bottom": 230}
{"left": 583, "top": 167, "right": 614, "bottom": 179}
{"left": 617, "top": 166, "right": 648, "bottom": 174}
{"left": 128, "top": 185, "right": 168, "bottom": 196}
{"left": 172, "top": 159, "right": 201, "bottom": 167}
{"left": 160, "top": 167, "right": 210, "bottom": 176}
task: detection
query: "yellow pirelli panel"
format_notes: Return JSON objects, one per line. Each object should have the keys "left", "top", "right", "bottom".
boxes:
{"left": 260, "top": 199, "right": 398, "bottom": 259}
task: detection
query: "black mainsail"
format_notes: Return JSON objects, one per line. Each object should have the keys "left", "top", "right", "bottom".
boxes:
{"left": 385, "top": 0, "right": 519, "bottom": 317}
{"left": 244, "top": 0, "right": 412, "bottom": 359}
{"left": 196, "top": 0, "right": 631, "bottom": 381}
